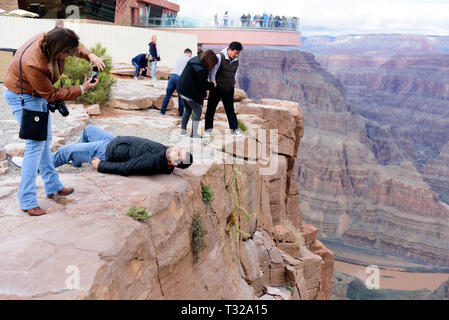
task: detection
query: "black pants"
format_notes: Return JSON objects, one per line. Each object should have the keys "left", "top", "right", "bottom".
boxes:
{"left": 205, "top": 87, "right": 238, "bottom": 131}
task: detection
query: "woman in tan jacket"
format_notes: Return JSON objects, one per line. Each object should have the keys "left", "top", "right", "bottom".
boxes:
{"left": 3, "top": 27, "right": 105, "bottom": 216}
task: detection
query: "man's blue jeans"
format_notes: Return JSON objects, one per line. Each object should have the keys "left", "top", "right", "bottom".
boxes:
{"left": 132, "top": 61, "right": 147, "bottom": 78}
{"left": 52, "top": 125, "right": 114, "bottom": 168}
{"left": 160, "top": 74, "right": 184, "bottom": 116}
{"left": 3, "top": 87, "right": 64, "bottom": 210}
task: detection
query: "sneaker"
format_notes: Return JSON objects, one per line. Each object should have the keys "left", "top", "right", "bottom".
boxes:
{"left": 203, "top": 130, "right": 212, "bottom": 138}
{"left": 180, "top": 129, "right": 188, "bottom": 137}
{"left": 190, "top": 134, "right": 203, "bottom": 139}
{"left": 11, "top": 156, "right": 23, "bottom": 168}
{"left": 134, "top": 76, "right": 138, "bottom": 80}
{"left": 138, "top": 76, "right": 145, "bottom": 80}
{"left": 232, "top": 129, "right": 243, "bottom": 137}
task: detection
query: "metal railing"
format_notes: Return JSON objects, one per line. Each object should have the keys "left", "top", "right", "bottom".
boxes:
{"left": 135, "top": 16, "right": 301, "bottom": 33}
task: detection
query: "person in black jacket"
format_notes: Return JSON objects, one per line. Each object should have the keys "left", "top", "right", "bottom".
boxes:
{"left": 50, "top": 125, "right": 193, "bottom": 176}
{"left": 177, "top": 50, "right": 218, "bottom": 138}
{"left": 131, "top": 53, "right": 149, "bottom": 80}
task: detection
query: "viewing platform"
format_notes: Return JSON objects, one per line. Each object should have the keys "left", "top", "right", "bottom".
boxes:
{"left": 135, "top": 17, "right": 302, "bottom": 47}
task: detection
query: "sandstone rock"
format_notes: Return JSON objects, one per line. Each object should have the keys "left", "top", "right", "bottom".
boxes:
{"left": 0, "top": 147, "right": 6, "bottom": 161}
{"left": 239, "top": 240, "right": 262, "bottom": 283}
{"left": 5, "top": 143, "right": 25, "bottom": 158}
{"left": 301, "top": 248, "right": 323, "bottom": 300}
{"left": 234, "top": 88, "right": 248, "bottom": 102}
{"left": 87, "top": 104, "right": 101, "bottom": 115}
{"left": 272, "top": 224, "right": 296, "bottom": 243}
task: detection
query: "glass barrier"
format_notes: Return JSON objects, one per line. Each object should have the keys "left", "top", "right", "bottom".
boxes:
{"left": 136, "top": 16, "right": 301, "bottom": 32}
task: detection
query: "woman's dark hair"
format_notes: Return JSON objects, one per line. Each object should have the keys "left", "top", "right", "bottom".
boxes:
{"left": 177, "top": 152, "right": 193, "bottom": 169}
{"left": 200, "top": 50, "right": 218, "bottom": 71}
{"left": 229, "top": 41, "right": 243, "bottom": 51}
{"left": 43, "top": 28, "right": 80, "bottom": 79}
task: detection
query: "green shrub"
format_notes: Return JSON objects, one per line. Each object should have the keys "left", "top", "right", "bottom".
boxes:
{"left": 190, "top": 212, "right": 208, "bottom": 263}
{"left": 55, "top": 42, "right": 116, "bottom": 105}
{"left": 127, "top": 206, "right": 151, "bottom": 221}
{"left": 238, "top": 119, "right": 248, "bottom": 133}
{"left": 201, "top": 184, "right": 214, "bottom": 206}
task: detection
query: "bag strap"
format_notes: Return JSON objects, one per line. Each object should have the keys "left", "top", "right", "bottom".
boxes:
{"left": 19, "top": 40, "right": 38, "bottom": 110}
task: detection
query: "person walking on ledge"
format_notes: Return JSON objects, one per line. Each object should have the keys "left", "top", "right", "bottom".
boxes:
{"left": 48, "top": 125, "right": 193, "bottom": 176}
{"left": 205, "top": 41, "right": 243, "bottom": 137}
{"left": 160, "top": 48, "right": 193, "bottom": 117}
{"left": 2, "top": 27, "right": 103, "bottom": 216}
{"left": 177, "top": 50, "right": 218, "bottom": 138}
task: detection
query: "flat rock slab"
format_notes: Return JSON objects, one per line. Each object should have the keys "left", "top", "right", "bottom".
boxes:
{"left": 0, "top": 164, "right": 209, "bottom": 299}
{"left": 105, "top": 79, "right": 173, "bottom": 110}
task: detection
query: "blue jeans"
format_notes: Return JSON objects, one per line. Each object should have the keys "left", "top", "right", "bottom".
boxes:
{"left": 160, "top": 74, "right": 184, "bottom": 116}
{"left": 3, "top": 87, "right": 64, "bottom": 210}
{"left": 132, "top": 61, "right": 147, "bottom": 78}
{"left": 52, "top": 125, "right": 114, "bottom": 168}
{"left": 151, "top": 60, "right": 157, "bottom": 80}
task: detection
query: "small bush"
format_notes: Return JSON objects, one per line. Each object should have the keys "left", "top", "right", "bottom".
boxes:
{"left": 282, "top": 219, "right": 306, "bottom": 256}
{"left": 201, "top": 184, "right": 214, "bottom": 206}
{"left": 190, "top": 212, "right": 208, "bottom": 263}
{"left": 127, "top": 206, "right": 151, "bottom": 221}
{"left": 238, "top": 119, "right": 248, "bottom": 133}
{"left": 55, "top": 42, "right": 116, "bottom": 105}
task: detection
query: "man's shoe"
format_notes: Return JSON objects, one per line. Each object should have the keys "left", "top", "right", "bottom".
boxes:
{"left": 134, "top": 76, "right": 138, "bottom": 80}
{"left": 190, "top": 134, "right": 203, "bottom": 139}
{"left": 47, "top": 187, "right": 74, "bottom": 199}
{"left": 138, "top": 76, "right": 145, "bottom": 80}
{"left": 232, "top": 129, "right": 243, "bottom": 137}
{"left": 203, "top": 131, "right": 212, "bottom": 138}
{"left": 11, "top": 156, "right": 23, "bottom": 168}
{"left": 23, "top": 206, "right": 47, "bottom": 216}
{"left": 180, "top": 129, "right": 188, "bottom": 137}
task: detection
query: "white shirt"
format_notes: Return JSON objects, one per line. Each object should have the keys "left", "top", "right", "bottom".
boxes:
{"left": 172, "top": 54, "right": 190, "bottom": 76}
{"left": 209, "top": 48, "right": 239, "bottom": 83}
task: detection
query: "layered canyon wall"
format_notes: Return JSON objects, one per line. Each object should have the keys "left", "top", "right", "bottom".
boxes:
{"left": 237, "top": 47, "right": 449, "bottom": 266}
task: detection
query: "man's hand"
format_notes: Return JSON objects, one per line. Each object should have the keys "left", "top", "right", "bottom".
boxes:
{"left": 213, "top": 80, "right": 217, "bottom": 87}
{"left": 91, "top": 157, "right": 101, "bottom": 169}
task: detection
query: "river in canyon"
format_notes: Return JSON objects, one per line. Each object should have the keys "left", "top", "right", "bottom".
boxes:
{"left": 324, "top": 240, "right": 449, "bottom": 291}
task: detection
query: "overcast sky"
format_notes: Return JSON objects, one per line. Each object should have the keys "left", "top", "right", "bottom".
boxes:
{"left": 175, "top": 0, "right": 449, "bottom": 36}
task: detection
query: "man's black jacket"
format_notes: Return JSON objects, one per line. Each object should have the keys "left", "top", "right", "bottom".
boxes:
{"left": 97, "top": 136, "right": 174, "bottom": 176}
{"left": 177, "top": 55, "right": 214, "bottom": 105}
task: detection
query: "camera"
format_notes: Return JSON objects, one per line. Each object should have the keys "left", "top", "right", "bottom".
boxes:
{"left": 90, "top": 66, "right": 98, "bottom": 83}
{"left": 48, "top": 100, "right": 69, "bottom": 117}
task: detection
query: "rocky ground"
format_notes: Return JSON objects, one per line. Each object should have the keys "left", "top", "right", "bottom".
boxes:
{"left": 0, "top": 78, "right": 333, "bottom": 300}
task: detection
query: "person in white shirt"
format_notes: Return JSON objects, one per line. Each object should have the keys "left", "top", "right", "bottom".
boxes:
{"left": 160, "top": 48, "right": 193, "bottom": 117}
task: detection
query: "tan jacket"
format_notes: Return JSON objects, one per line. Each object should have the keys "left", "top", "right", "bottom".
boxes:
{"left": 3, "top": 33, "right": 91, "bottom": 102}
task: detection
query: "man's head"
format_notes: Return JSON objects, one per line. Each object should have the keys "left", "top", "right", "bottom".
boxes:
{"left": 184, "top": 48, "right": 193, "bottom": 58}
{"left": 166, "top": 147, "right": 193, "bottom": 169}
{"left": 151, "top": 35, "right": 157, "bottom": 42}
{"left": 227, "top": 41, "right": 243, "bottom": 60}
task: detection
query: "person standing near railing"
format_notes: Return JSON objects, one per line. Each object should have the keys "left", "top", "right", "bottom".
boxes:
{"left": 148, "top": 35, "right": 160, "bottom": 82}
{"left": 223, "top": 11, "right": 229, "bottom": 27}
{"left": 214, "top": 13, "right": 219, "bottom": 27}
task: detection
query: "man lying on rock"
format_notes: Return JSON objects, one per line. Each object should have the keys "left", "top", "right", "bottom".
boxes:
{"left": 13, "top": 125, "right": 193, "bottom": 176}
